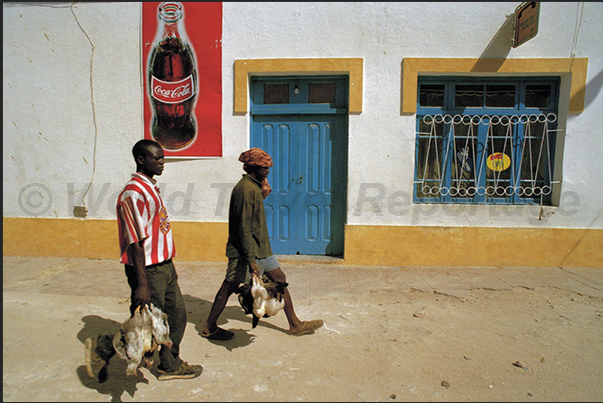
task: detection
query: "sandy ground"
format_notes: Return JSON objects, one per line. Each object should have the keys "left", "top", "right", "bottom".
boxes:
{"left": 3, "top": 256, "right": 603, "bottom": 402}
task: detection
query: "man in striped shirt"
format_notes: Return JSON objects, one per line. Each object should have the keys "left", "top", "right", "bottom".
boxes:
{"left": 85, "top": 139, "right": 202, "bottom": 382}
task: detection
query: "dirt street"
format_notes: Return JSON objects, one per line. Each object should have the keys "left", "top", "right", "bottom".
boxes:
{"left": 3, "top": 256, "right": 603, "bottom": 402}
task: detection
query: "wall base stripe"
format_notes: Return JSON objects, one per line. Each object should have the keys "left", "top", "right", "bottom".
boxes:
{"left": 3, "top": 218, "right": 601, "bottom": 268}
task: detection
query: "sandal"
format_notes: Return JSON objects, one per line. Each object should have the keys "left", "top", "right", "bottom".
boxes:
{"left": 290, "top": 319, "right": 324, "bottom": 336}
{"left": 201, "top": 327, "right": 235, "bottom": 341}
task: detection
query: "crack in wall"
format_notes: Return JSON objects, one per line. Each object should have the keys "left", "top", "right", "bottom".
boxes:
{"left": 69, "top": 2, "right": 98, "bottom": 208}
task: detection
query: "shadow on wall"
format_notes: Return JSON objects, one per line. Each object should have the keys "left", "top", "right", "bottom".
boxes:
{"left": 582, "top": 67, "right": 603, "bottom": 111}
{"left": 472, "top": 10, "right": 602, "bottom": 114}
{"left": 471, "top": 14, "right": 514, "bottom": 72}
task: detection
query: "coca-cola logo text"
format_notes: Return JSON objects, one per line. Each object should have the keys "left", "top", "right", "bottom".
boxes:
{"left": 155, "top": 84, "right": 190, "bottom": 99}
{"left": 151, "top": 75, "right": 195, "bottom": 104}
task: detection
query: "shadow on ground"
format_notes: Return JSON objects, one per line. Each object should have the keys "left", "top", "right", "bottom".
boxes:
{"left": 76, "top": 315, "right": 149, "bottom": 402}
{"left": 183, "top": 294, "right": 291, "bottom": 351}
{"left": 74, "top": 292, "right": 294, "bottom": 400}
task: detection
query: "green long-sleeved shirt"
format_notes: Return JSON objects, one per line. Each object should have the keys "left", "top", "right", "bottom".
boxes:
{"left": 225, "top": 174, "right": 273, "bottom": 265}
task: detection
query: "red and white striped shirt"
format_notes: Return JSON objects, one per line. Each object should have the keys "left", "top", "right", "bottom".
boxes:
{"left": 116, "top": 172, "right": 176, "bottom": 266}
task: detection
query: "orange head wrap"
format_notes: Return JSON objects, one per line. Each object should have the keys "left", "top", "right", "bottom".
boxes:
{"left": 238, "top": 147, "right": 273, "bottom": 168}
{"left": 239, "top": 148, "right": 273, "bottom": 199}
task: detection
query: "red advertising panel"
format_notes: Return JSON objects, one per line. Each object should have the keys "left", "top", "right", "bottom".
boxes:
{"left": 142, "top": 2, "right": 222, "bottom": 158}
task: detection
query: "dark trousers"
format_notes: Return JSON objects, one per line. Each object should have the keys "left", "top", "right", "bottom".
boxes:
{"left": 96, "top": 259, "right": 186, "bottom": 372}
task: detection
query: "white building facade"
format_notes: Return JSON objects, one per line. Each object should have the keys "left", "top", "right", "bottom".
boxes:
{"left": 3, "top": 2, "right": 602, "bottom": 267}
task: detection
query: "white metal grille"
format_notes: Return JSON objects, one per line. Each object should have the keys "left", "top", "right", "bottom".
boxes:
{"left": 415, "top": 113, "right": 561, "bottom": 202}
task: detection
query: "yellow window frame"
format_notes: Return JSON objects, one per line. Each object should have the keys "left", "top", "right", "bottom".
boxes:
{"left": 402, "top": 57, "right": 588, "bottom": 114}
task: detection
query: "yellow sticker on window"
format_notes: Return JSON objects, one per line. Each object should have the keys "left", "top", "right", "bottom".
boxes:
{"left": 487, "top": 152, "right": 511, "bottom": 172}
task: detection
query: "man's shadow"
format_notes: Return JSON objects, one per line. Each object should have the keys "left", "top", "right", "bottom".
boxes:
{"left": 76, "top": 293, "right": 288, "bottom": 399}
{"left": 76, "top": 315, "right": 149, "bottom": 402}
{"left": 183, "top": 293, "right": 290, "bottom": 352}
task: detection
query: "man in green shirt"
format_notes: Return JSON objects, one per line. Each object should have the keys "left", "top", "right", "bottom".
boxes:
{"left": 201, "top": 148, "right": 323, "bottom": 340}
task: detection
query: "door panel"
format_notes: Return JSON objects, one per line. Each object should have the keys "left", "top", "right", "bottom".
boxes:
{"left": 252, "top": 114, "right": 346, "bottom": 255}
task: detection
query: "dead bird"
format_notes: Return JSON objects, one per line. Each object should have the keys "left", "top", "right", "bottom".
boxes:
{"left": 112, "top": 303, "right": 172, "bottom": 376}
{"left": 235, "top": 273, "right": 288, "bottom": 328}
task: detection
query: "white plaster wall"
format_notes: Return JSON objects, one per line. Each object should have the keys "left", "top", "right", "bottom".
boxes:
{"left": 3, "top": 2, "right": 143, "bottom": 219}
{"left": 4, "top": 2, "right": 603, "bottom": 230}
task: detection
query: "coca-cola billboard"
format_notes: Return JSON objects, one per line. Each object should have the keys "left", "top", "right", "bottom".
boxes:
{"left": 143, "top": 2, "right": 222, "bottom": 158}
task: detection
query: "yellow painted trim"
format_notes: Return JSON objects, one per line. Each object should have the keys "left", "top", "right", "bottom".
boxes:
{"left": 173, "top": 221, "right": 229, "bottom": 262}
{"left": 4, "top": 217, "right": 602, "bottom": 268}
{"left": 344, "top": 224, "right": 603, "bottom": 268}
{"left": 234, "top": 58, "right": 363, "bottom": 114}
{"left": 2, "top": 217, "right": 229, "bottom": 263}
{"left": 402, "top": 57, "right": 588, "bottom": 114}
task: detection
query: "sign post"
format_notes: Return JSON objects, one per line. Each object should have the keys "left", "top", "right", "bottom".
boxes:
{"left": 513, "top": 2, "right": 540, "bottom": 48}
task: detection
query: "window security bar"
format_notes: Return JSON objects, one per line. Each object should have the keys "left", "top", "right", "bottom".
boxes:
{"left": 416, "top": 113, "right": 561, "bottom": 201}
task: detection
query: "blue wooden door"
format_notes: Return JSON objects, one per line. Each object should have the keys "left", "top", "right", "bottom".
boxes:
{"left": 250, "top": 76, "right": 348, "bottom": 256}
{"left": 252, "top": 114, "right": 347, "bottom": 255}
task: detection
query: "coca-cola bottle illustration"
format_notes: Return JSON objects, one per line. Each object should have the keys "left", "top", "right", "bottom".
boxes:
{"left": 148, "top": 2, "right": 197, "bottom": 150}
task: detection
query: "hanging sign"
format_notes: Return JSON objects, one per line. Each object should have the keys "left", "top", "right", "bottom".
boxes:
{"left": 513, "top": 2, "right": 540, "bottom": 48}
